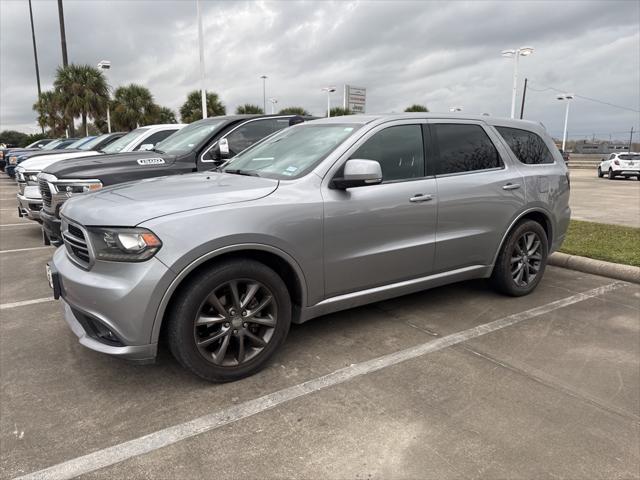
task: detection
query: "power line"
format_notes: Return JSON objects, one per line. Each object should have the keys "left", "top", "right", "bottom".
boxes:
{"left": 528, "top": 80, "right": 640, "bottom": 113}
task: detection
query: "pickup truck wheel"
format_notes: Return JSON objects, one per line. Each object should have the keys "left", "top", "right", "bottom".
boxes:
{"left": 167, "top": 259, "right": 291, "bottom": 382}
{"left": 491, "top": 220, "right": 548, "bottom": 297}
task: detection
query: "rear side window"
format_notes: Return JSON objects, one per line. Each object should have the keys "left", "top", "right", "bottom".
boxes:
{"left": 350, "top": 124, "right": 425, "bottom": 182}
{"left": 433, "top": 124, "right": 501, "bottom": 175}
{"left": 226, "top": 119, "right": 285, "bottom": 156}
{"left": 496, "top": 126, "right": 554, "bottom": 165}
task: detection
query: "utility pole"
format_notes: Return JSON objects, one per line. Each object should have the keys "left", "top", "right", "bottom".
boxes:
{"left": 519, "top": 78, "right": 527, "bottom": 119}
{"left": 260, "top": 75, "right": 267, "bottom": 113}
{"left": 630, "top": 126, "right": 634, "bottom": 152}
{"left": 196, "top": 0, "right": 207, "bottom": 119}
{"left": 57, "top": 0, "right": 68, "bottom": 67}
{"left": 28, "top": 0, "right": 43, "bottom": 133}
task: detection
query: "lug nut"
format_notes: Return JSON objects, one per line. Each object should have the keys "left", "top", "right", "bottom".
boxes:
{"left": 243, "top": 322, "right": 248, "bottom": 328}
{"left": 241, "top": 310, "right": 248, "bottom": 317}
{"left": 224, "top": 322, "right": 229, "bottom": 328}
{"left": 233, "top": 329, "right": 238, "bottom": 334}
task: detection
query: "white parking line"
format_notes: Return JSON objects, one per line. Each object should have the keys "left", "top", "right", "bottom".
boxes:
{"left": 0, "top": 246, "right": 51, "bottom": 254}
{"left": 0, "top": 223, "right": 39, "bottom": 227}
{"left": 13, "top": 281, "right": 626, "bottom": 480}
{"left": 0, "top": 297, "right": 54, "bottom": 310}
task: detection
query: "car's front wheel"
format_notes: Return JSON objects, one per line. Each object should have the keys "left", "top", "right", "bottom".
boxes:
{"left": 166, "top": 259, "right": 292, "bottom": 382}
{"left": 490, "top": 220, "right": 548, "bottom": 297}
{"left": 597, "top": 167, "right": 603, "bottom": 178}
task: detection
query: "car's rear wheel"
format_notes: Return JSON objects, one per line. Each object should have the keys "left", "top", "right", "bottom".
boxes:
{"left": 608, "top": 168, "right": 615, "bottom": 179}
{"left": 166, "top": 259, "right": 292, "bottom": 382}
{"left": 491, "top": 220, "right": 548, "bottom": 297}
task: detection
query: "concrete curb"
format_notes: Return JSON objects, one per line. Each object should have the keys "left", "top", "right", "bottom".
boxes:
{"left": 549, "top": 252, "right": 640, "bottom": 284}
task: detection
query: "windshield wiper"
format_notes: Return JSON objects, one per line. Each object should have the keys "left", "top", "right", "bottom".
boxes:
{"left": 224, "top": 168, "right": 260, "bottom": 177}
{"left": 151, "top": 148, "right": 165, "bottom": 154}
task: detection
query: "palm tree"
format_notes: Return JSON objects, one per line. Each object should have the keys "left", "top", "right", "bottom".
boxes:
{"left": 329, "top": 107, "right": 353, "bottom": 117}
{"left": 180, "top": 90, "right": 226, "bottom": 123}
{"left": 32, "top": 90, "right": 66, "bottom": 136}
{"left": 54, "top": 64, "right": 109, "bottom": 136}
{"left": 236, "top": 104, "right": 264, "bottom": 114}
{"left": 156, "top": 106, "right": 177, "bottom": 124}
{"left": 278, "top": 107, "right": 310, "bottom": 115}
{"left": 111, "top": 84, "right": 158, "bottom": 130}
{"left": 404, "top": 104, "right": 429, "bottom": 112}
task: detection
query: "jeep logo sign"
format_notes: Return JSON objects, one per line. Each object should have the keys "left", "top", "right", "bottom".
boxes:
{"left": 137, "top": 158, "right": 165, "bottom": 165}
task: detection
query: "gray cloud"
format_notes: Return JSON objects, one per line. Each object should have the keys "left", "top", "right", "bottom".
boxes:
{"left": 1, "top": 0, "right": 638, "bottom": 141}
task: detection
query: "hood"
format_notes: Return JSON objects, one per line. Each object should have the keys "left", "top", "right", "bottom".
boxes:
{"left": 61, "top": 171, "right": 279, "bottom": 226}
{"left": 19, "top": 151, "right": 101, "bottom": 172}
{"left": 44, "top": 151, "right": 171, "bottom": 178}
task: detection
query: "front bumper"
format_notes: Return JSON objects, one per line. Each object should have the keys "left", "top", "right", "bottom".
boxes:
{"left": 40, "top": 209, "right": 62, "bottom": 245}
{"left": 51, "top": 246, "right": 176, "bottom": 363}
{"left": 17, "top": 186, "right": 43, "bottom": 221}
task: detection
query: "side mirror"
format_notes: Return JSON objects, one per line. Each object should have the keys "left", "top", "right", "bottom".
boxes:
{"left": 218, "top": 138, "right": 230, "bottom": 160}
{"left": 138, "top": 143, "right": 154, "bottom": 151}
{"left": 331, "top": 159, "right": 382, "bottom": 189}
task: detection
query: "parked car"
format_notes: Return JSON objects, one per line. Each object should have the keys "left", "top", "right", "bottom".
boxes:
{"left": 15, "top": 133, "right": 124, "bottom": 164}
{"left": 48, "top": 114, "right": 571, "bottom": 382}
{"left": 1, "top": 138, "right": 55, "bottom": 170}
{"left": 597, "top": 152, "right": 640, "bottom": 180}
{"left": 39, "top": 115, "right": 306, "bottom": 244}
{"left": 5, "top": 138, "right": 79, "bottom": 177}
{"left": 558, "top": 149, "right": 570, "bottom": 163}
{"left": 17, "top": 126, "right": 182, "bottom": 223}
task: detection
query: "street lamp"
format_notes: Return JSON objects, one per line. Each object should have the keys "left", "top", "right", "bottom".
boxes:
{"left": 449, "top": 106, "right": 463, "bottom": 112}
{"left": 196, "top": 0, "right": 207, "bottom": 119}
{"left": 321, "top": 86, "right": 336, "bottom": 117}
{"left": 269, "top": 98, "right": 278, "bottom": 114}
{"left": 501, "top": 46, "right": 534, "bottom": 119}
{"left": 557, "top": 93, "right": 574, "bottom": 152}
{"left": 97, "top": 60, "right": 111, "bottom": 133}
{"left": 260, "top": 75, "right": 268, "bottom": 113}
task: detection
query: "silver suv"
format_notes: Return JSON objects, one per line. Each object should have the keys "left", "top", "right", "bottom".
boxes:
{"left": 48, "top": 114, "right": 571, "bottom": 382}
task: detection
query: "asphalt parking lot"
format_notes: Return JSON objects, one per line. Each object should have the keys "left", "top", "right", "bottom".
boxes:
{"left": 569, "top": 168, "right": 640, "bottom": 228}
{"left": 1, "top": 173, "right": 639, "bottom": 480}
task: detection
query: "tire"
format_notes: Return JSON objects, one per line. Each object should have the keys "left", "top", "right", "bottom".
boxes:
{"left": 636, "top": 175, "right": 640, "bottom": 181}
{"left": 608, "top": 168, "right": 615, "bottom": 179}
{"left": 490, "top": 220, "right": 548, "bottom": 297}
{"left": 597, "top": 167, "right": 603, "bottom": 178}
{"left": 166, "top": 259, "right": 292, "bottom": 382}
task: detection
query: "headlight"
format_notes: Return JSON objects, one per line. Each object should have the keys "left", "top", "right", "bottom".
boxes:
{"left": 9, "top": 156, "right": 17, "bottom": 165}
{"left": 56, "top": 181, "right": 103, "bottom": 195}
{"left": 16, "top": 171, "right": 24, "bottom": 181}
{"left": 86, "top": 227, "right": 162, "bottom": 262}
{"left": 28, "top": 175, "right": 38, "bottom": 182}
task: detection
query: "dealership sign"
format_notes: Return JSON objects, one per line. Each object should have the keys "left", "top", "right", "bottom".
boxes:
{"left": 344, "top": 85, "right": 366, "bottom": 113}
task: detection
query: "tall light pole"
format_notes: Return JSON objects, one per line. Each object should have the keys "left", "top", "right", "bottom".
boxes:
{"left": 260, "top": 75, "right": 268, "bottom": 113}
{"left": 322, "top": 86, "right": 336, "bottom": 117}
{"left": 196, "top": 0, "right": 207, "bottom": 119}
{"left": 97, "top": 60, "right": 111, "bottom": 133}
{"left": 557, "top": 93, "right": 574, "bottom": 152}
{"left": 501, "top": 46, "right": 534, "bottom": 119}
{"left": 28, "top": 0, "right": 43, "bottom": 134}
{"left": 269, "top": 98, "right": 278, "bottom": 114}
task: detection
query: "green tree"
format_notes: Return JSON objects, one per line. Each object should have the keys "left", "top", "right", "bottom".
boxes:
{"left": 33, "top": 90, "right": 67, "bottom": 136}
{"left": 329, "top": 107, "right": 353, "bottom": 117}
{"left": 236, "top": 104, "right": 264, "bottom": 114}
{"left": 404, "top": 104, "right": 429, "bottom": 112}
{"left": 0, "top": 130, "right": 29, "bottom": 147}
{"left": 278, "top": 107, "right": 310, "bottom": 116}
{"left": 111, "top": 84, "right": 159, "bottom": 131}
{"left": 155, "top": 106, "right": 177, "bottom": 124}
{"left": 54, "top": 64, "right": 109, "bottom": 136}
{"left": 180, "top": 90, "right": 226, "bottom": 123}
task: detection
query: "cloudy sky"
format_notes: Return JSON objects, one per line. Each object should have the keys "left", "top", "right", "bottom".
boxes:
{"left": 1, "top": 0, "right": 638, "bottom": 141}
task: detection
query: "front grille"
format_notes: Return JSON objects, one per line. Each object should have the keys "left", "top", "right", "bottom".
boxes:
{"left": 62, "top": 222, "right": 91, "bottom": 266}
{"left": 39, "top": 179, "right": 52, "bottom": 208}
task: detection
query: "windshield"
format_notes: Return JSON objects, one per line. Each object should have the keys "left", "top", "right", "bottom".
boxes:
{"left": 77, "top": 134, "right": 110, "bottom": 150}
{"left": 619, "top": 154, "right": 640, "bottom": 160}
{"left": 66, "top": 137, "right": 95, "bottom": 149}
{"left": 154, "top": 120, "right": 225, "bottom": 154}
{"left": 223, "top": 124, "right": 360, "bottom": 179}
{"left": 42, "top": 139, "right": 64, "bottom": 150}
{"left": 101, "top": 128, "right": 149, "bottom": 154}
{"left": 26, "top": 139, "right": 49, "bottom": 148}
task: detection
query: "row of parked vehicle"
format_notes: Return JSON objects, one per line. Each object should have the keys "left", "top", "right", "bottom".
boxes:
{"left": 4, "top": 113, "right": 571, "bottom": 382}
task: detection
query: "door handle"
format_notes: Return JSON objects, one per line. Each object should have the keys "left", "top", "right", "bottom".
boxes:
{"left": 502, "top": 183, "right": 521, "bottom": 190}
{"left": 409, "top": 194, "right": 433, "bottom": 203}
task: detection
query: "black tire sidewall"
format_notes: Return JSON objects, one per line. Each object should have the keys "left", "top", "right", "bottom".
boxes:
{"left": 168, "top": 260, "right": 292, "bottom": 382}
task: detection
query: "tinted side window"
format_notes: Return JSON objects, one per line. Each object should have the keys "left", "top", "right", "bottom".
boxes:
{"left": 496, "top": 126, "right": 554, "bottom": 165}
{"left": 433, "top": 124, "right": 501, "bottom": 175}
{"left": 350, "top": 125, "right": 424, "bottom": 182}
{"left": 134, "top": 129, "right": 178, "bottom": 150}
{"left": 226, "top": 120, "right": 279, "bottom": 156}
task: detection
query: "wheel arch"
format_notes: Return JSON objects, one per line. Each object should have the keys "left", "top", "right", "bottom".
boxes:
{"left": 151, "top": 243, "right": 309, "bottom": 344}
{"left": 490, "top": 208, "right": 553, "bottom": 269}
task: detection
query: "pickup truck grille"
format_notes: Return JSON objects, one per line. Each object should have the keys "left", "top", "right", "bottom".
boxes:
{"left": 39, "top": 179, "right": 52, "bottom": 208}
{"left": 62, "top": 221, "right": 91, "bottom": 267}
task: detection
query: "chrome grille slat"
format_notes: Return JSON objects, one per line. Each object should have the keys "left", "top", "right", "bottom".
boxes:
{"left": 62, "top": 220, "right": 93, "bottom": 268}
{"left": 39, "top": 179, "right": 52, "bottom": 208}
